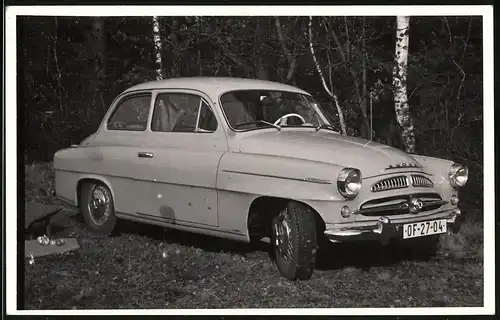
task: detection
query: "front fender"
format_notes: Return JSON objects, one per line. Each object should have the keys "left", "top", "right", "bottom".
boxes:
{"left": 217, "top": 152, "right": 346, "bottom": 202}
{"left": 411, "top": 154, "right": 455, "bottom": 185}
{"left": 411, "top": 154, "right": 459, "bottom": 199}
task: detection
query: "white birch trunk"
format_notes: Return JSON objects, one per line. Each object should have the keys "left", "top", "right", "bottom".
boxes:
{"left": 152, "top": 16, "right": 164, "bottom": 80}
{"left": 308, "top": 16, "right": 347, "bottom": 135}
{"left": 393, "top": 16, "right": 415, "bottom": 152}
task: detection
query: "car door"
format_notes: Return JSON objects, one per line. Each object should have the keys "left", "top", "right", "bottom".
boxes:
{"left": 134, "top": 90, "right": 228, "bottom": 227}
{"left": 88, "top": 91, "right": 153, "bottom": 215}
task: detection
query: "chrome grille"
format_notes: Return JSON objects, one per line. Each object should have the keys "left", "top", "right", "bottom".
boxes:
{"left": 358, "top": 193, "right": 445, "bottom": 216}
{"left": 411, "top": 175, "right": 433, "bottom": 188}
{"left": 370, "top": 175, "right": 409, "bottom": 192}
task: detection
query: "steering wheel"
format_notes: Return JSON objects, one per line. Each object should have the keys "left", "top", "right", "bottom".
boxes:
{"left": 112, "top": 121, "right": 127, "bottom": 129}
{"left": 273, "top": 113, "right": 306, "bottom": 126}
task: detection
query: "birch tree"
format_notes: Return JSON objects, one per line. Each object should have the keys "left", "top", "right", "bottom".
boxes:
{"left": 393, "top": 16, "right": 415, "bottom": 152}
{"left": 152, "top": 16, "right": 164, "bottom": 80}
{"left": 308, "top": 16, "right": 347, "bottom": 135}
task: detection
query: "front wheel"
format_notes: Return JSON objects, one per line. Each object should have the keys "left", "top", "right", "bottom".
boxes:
{"left": 271, "top": 201, "right": 318, "bottom": 280}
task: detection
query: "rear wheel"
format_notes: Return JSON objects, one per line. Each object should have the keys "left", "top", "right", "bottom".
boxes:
{"left": 79, "top": 182, "right": 116, "bottom": 235}
{"left": 271, "top": 201, "right": 318, "bottom": 280}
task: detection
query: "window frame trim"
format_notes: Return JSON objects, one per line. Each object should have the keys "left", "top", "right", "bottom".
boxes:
{"left": 104, "top": 91, "right": 153, "bottom": 132}
{"left": 149, "top": 90, "right": 220, "bottom": 134}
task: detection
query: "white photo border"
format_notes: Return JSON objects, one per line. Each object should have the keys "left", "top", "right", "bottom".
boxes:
{"left": 5, "top": 4, "right": 495, "bottom": 316}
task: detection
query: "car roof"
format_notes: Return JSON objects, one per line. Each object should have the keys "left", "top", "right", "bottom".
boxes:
{"left": 122, "top": 77, "right": 310, "bottom": 96}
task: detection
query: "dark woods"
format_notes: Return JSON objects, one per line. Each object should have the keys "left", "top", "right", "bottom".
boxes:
{"left": 18, "top": 16, "right": 484, "bottom": 218}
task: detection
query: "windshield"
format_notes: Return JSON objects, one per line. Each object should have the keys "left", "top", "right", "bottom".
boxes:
{"left": 220, "top": 90, "right": 332, "bottom": 131}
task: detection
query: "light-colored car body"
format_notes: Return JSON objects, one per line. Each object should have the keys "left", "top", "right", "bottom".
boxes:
{"left": 54, "top": 77, "right": 465, "bottom": 247}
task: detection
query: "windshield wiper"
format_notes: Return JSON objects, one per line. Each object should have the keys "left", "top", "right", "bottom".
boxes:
{"left": 315, "top": 123, "right": 338, "bottom": 133}
{"left": 235, "top": 120, "right": 281, "bottom": 130}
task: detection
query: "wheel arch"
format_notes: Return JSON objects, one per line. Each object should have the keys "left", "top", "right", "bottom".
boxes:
{"left": 246, "top": 195, "right": 326, "bottom": 241}
{"left": 76, "top": 174, "right": 116, "bottom": 207}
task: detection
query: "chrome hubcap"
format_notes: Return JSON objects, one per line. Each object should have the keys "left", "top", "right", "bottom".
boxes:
{"left": 88, "top": 187, "right": 110, "bottom": 225}
{"left": 274, "top": 212, "right": 293, "bottom": 262}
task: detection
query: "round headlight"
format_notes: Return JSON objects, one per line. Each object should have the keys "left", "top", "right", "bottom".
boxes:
{"left": 448, "top": 163, "right": 468, "bottom": 188}
{"left": 337, "top": 168, "right": 362, "bottom": 199}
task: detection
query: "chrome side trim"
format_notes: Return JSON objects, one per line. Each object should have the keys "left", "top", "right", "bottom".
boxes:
{"left": 221, "top": 169, "right": 332, "bottom": 184}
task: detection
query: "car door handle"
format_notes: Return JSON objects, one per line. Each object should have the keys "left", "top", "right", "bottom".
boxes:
{"left": 138, "top": 152, "right": 154, "bottom": 158}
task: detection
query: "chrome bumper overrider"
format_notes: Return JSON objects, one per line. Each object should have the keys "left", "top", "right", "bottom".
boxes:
{"left": 324, "top": 208, "right": 462, "bottom": 245}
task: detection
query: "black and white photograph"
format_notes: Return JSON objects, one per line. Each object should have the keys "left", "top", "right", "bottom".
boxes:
{"left": 4, "top": 4, "right": 495, "bottom": 316}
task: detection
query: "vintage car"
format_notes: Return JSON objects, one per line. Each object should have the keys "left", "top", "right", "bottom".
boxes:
{"left": 53, "top": 77, "right": 468, "bottom": 280}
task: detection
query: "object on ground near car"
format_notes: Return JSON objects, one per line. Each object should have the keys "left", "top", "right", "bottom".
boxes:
{"left": 25, "top": 201, "right": 64, "bottom": 239}
{"left": 53, "top": 77, "right": 468, "bottom": 280}
{"left": 25, "top": 237, "right": 80, "bottom": 259}
{"left": 24, "top": 201, "right": 80, "bottom": 258}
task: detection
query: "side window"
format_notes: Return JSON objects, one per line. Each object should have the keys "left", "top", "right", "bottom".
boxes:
{"left": 107, "top": 94, "right": 151, "bottom": 131}
{"left": 151, "top": 93, "right": 200, "bottom": 133}
{"left": 198, "top": 101, "right": 218, "bottom": 132}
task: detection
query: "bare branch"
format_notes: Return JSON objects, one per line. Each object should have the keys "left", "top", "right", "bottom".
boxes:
{"left": 442, "top": 17, "right": 467, "bottom": 100}
{"left": 323, "top": 18, "right": 367, "bottom": 122}
{"left": 442, "top": 17, "right": 452, "bottom": 45}
{"left": 452, "top": 58, "right": 466, "bottom": 100}
{"left": 343, "top": 16, "right": 350, "bottom": 61}
{"left": 459, "top": 17, "right": 472, "bottom": 65}
{"left": 308, "top": 16, "right": 347, "bottom": 135}
{"left": 51, "top": 17, "right": 65, "bottom": 120}
{"left": 308, "top": 18, "right": 333, "bottom": 98}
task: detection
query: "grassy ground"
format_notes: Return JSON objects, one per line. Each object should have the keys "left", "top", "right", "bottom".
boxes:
{"left": 23, "top": 163, "right": 484, "bottom": 309}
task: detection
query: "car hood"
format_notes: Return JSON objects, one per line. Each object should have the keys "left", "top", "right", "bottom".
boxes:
{"left": 235, "top": 130, "right": 421, "bottom": 177}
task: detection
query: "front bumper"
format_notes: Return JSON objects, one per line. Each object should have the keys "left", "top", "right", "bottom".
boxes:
{"left": 324, "top": 208, "right": 462, "bottom": 245}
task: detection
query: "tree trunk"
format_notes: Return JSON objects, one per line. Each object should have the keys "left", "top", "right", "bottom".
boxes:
{"left": 361, "top": 17, "right": 369, "bottom": 139}
{"left": 92, "top": 18, "right": 106, "bottom": 78}
{"left": 326, "top": 18, "right": 369, "bottom": 138}
{"left": 393, "top": 16, "right": 415, "bottom": 152}
{"left": 152, "top": 16, "right": 164, "bottom": 80}
{"left": 196, "top": 16, "right": 203, "bottom": 76}
{"left": 275, "top": 16, "right": 297, "bottom": 84}
{"left": 89, "top": 17, "right": 106, "bottom": 114}
{"left": 255, "top": 17, "right": 269, "bottom": 80}
{"left": 308, "top": 16, "right": 347, "bottom": 135}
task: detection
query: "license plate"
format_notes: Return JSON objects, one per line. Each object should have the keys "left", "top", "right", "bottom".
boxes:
{"left": 402, "top": 219, "right": 447, "bottom": 239}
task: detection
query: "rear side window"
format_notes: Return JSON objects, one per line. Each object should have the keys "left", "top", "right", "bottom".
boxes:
{"left": 107, "top": 94, "right": 152, "bottom": 131}
{"left": 151, "top": 93, "right": 201, "bottom": 133}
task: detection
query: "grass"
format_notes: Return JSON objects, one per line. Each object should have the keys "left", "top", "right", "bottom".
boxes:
{"left": 23, "top": 162, "right": 484, "bottom": 309}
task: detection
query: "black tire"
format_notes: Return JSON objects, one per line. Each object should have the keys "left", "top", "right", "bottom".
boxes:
{"left": 271, "top": 201, "right": 318, "bottom": 280}
{"left": 79, "top": 182, "right": 116, "bottom": 235}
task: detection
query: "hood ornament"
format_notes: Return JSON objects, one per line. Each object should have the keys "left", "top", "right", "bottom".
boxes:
{"left": 386, "top": 162, "right": 421, "bottom": 170}
{"left": 408, "top": 197, "right": 424, "bottom": 214}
